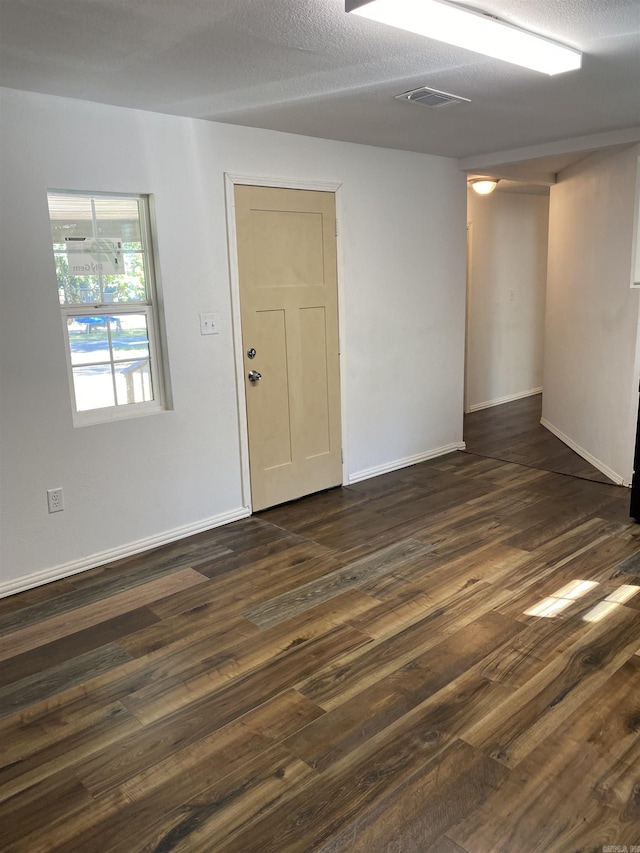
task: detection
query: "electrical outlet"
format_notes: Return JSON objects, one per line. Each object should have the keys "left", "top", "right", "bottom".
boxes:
{"left": 200, "top": 312, "right": 220, "bottom": 335}
{"left": 47, "top": 488, "right": 64, "bottom": 513}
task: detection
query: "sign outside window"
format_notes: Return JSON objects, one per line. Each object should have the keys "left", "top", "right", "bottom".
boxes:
{"left": 65, "top": 237, "right": 123, "bottom": 276}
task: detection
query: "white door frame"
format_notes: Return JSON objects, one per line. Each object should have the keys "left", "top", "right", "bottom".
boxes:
{"left": 224, "top": 172, "right": 348, "bottom": 512}
{"left": 464, "top": 220, "right": 472, "bottom": 415}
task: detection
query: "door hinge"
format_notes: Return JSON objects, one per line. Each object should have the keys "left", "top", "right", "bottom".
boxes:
{"left": 335, "top": 219, "right": 338, "bottom": 237}
{"left": 341, "top": 448, "right": 344, "bottom": 464}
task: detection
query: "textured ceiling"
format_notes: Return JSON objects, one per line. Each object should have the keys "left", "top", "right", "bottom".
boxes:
{"left": 1, "top": 0, "right": 639, "bottom": 165}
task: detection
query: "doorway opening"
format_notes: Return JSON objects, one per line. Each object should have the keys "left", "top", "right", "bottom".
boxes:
{"left": 463, "top": 182, "right": 615, "bottom": 485}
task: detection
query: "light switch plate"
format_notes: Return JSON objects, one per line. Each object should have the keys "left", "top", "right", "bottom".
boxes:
{"left": 200, "top": 312, "right": 220, "bottom": 335}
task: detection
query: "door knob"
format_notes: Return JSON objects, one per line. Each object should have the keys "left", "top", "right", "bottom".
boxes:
{"left": 248, "top": 370, "right": 262, "bottom": 383}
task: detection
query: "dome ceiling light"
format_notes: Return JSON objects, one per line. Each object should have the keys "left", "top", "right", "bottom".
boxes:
{"left": 470, "top": 179, "right": 499, "bottom": 195}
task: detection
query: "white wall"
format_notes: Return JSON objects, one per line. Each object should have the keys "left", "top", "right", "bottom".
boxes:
{"left": 0, "top": 87, "right": 467, "bottom": 594}
{"left": 466, "top": 189, "right": 549, "bottom": 411}
{"left": 543, "top": 145, "right": 640, "bottom": 484}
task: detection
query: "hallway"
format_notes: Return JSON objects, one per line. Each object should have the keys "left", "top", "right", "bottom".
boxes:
{"left": 464, "top": 393, "right": 615, "bottom": 485}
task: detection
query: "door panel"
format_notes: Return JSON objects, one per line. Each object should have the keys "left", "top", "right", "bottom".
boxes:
{"left": 252, "top": 309, "right": 292, "bottom": 470}
{"left": 235, "top": 185, "right": 342, "bottom": 511}
{"left": 299, "top": 306, "right": 331, "bottom": 458}
{"left": 250, "top": 210, "right": 325, "bottom": 287}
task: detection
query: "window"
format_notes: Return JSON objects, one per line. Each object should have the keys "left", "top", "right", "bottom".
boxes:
{"left": 47, "top": 191, "right": 167, "bottom": 424}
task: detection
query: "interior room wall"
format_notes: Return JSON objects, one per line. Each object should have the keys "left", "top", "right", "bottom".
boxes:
{"left": 466, "top": 188, "right": 549, "bottom": 412}
{"left": 542, "top": 144, "right": 640, "bottom": 484}
{"left": 0, "top": 87, "right": 467, "bottom": 595}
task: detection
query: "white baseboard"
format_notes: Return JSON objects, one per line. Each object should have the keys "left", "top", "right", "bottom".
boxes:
{"left": 540, "top": 418, "right": 627, "bottom": 486}
{"left": 0, "top": 506, "right": 251, "bottom": 600}
{"left": 348, "top": 442, "right": 466, "bottom": 485}
{"left": 467, "top": 387, "right": 543, "bottom": 413}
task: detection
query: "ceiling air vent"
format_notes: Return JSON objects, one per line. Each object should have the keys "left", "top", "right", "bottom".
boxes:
{"left": 395, "top": 86, "right": 470, "bottom": 108}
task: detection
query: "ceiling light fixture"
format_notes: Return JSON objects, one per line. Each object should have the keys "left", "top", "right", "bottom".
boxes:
{"left": 470, "top": 179, "right": 499, "bottom": 195}
{"left": 346, "top": 0, "right": 582, "bottom": 75}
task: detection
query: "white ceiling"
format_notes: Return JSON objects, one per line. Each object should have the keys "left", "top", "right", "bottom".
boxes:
{"left": 1, "top": 0, "right": 639, "bottom": 176}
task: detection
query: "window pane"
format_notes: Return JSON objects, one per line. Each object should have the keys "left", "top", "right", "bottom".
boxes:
{"left": 72, "top": 364, "right": 116, "bottom": 411}
{"left": 94, "top": 197, "right": 142, "bottom": 246}
{"left": 56, "top": 254, "right": 101, "bottom": 305}
{"left": 68, "top": 314, "right": 155, "bottom": 409}
{"left": 115, "top": 360, "right": 152, "bottom": 405}
{"left": 49, "top": 194, "right": 94, "bottom": 246}
{"left": 68, "top": 318, "right": 111, "bottom": 366}
{"left": 102, "top": 253, "right": 147, "bottom": 302}
{"left": 50, "top": 194, "right": 147, "bottom": 305}
{"left": 112, "top": 314, "right": 150, "bottom": 362}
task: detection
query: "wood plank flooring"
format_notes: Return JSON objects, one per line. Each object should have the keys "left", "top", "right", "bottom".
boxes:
{"left": 1, "top": 451, "right": 640, "bottom": 851}
{"left": 464, "top": 393, "right": 616, "bottom": 484}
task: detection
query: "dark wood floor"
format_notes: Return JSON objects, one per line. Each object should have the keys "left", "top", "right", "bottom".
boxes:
{"left": 465, "top": 393, "right": 615, "bottom": 484}
{"left": 1, "top": 449, "right": 640, "bottom": 849}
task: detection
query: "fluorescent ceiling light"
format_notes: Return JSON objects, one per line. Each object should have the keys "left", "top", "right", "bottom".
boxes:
{"left": 346, "top": 0, "right": 582, "bottom": 75}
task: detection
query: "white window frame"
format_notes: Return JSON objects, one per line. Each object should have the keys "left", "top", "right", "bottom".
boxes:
{"left": 49, "top": 190, "right": 168, "bottom": 426}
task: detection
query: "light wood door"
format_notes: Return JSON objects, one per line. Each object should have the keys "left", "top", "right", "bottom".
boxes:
{"left": 235, "top": 184, "right": 342, "bottom": 511}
